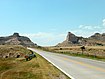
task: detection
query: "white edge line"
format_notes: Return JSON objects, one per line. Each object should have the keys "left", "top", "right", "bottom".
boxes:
{"left": 40, "top": 54, "right": 75, "bottom": 79}
{"left": 28, "top": 48, "right": 75, "bottom": 79}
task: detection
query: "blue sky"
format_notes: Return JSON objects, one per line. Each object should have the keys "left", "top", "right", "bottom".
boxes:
{"left": 0, "top": 0, "right": 105, "bottom": 46}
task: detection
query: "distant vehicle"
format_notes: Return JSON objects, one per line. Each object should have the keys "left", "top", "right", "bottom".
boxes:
{"left": 25, "top": 53, "right": 36, "bottom": 61}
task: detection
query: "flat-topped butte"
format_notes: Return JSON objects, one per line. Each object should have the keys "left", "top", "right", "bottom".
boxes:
{"left": 0, "top": 33, "right": 37, "bottom": 47}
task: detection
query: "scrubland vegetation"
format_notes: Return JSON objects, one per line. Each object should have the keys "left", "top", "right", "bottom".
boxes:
{"left": 0, "top": 45, "right": 70, "bottom": 79}
{"left": 37, "top": 46, "right": 105, "bottom": 61}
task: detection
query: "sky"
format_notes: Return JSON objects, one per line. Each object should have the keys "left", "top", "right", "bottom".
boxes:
{"left": 0, "top": 0, "right": 105, "bottom": 46}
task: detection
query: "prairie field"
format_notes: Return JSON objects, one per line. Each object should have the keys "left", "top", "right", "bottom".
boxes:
{"left": 43, "top": 46, "right": 105, "bottom": 60}
{"left": 0, "top": 45, "right": 70, "bottom": 79}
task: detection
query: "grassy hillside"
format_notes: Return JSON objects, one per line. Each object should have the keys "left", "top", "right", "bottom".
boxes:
{"left": 0, "top": 45, "right": 70, "bottom": 79}
{"left": 0, "top": 45, "right": 30, "bottom": 55}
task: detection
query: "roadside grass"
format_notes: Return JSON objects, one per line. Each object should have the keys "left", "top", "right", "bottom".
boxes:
{"left": 56, "top": 51, "right": 105, "bottom": 62}
{"left": 0, "top": 45, "right": 70, "bottom": 79}
{"left": 0, "top": 58, "right": 15, "bottom": 74}
{"left": 36, "top": 46, "right": 105, "bottom": 62}
{"left": 0, "top": 54, "right": 70, "bottom": 79}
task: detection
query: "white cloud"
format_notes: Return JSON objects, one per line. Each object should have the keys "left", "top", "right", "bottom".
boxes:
{"left": 103, "top": 19, "right": 105, "bottom": 26}
{"left": 68, "top": 19, "right": 105, "bottom": 37}
{"left": 20, "top": 19, "right": 105, "bottom": 46}
{"left": 21, "top": 32, "right": 50, "bottom": 38}
{"left": 79, "top": 25, "right": 84, "bottom": 28}
{"left": 79, "top": 25, "right": 100, "bottom": 30}
{"left": 21, "top": 32, "right": 66, "bottom": 46}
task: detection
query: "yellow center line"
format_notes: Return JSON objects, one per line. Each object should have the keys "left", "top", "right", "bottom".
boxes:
{"left": 63, "top": 57, "right": 105, "bottom": 72}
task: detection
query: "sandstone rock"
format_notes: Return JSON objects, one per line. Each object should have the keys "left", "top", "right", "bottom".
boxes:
{"left": 12, "top": 33, "right": 20, "bottom": 37}
{"left": 0, "top": 33, "right": 37, "bottom": 47}
{"left": 57, "top": 32, "right": 105, "bottom": 46}
{"left": 66, "top": 32, "right": 79, "bottom": 44}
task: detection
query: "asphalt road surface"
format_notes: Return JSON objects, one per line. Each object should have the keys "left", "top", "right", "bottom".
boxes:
{"left": 29, "top": 48, "right": 105, "bottom": 79}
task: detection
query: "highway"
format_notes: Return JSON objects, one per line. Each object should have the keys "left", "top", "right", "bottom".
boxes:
{"left": 29, "top": 48, "right": 105, "bottom": 79}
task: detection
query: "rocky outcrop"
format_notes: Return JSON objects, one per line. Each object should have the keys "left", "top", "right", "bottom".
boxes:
{"left": 0, "top": 33, "right": 37, "bottom": 47}
{"left": 57, "top": 32, "right": 105, "bottom": 46}
{"left": 66, "top": 32, "right": 79, "bottom": 44}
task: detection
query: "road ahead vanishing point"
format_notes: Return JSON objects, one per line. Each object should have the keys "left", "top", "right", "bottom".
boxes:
{"left": 29, "top": 48, "right": 105, "bottom": 79}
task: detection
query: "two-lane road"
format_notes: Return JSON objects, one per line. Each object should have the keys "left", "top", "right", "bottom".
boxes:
{"left": 29, "top": 48, "right": 105, "bottom": 79}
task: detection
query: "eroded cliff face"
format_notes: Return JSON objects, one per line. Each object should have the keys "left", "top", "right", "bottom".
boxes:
{"left": 57, "top": 32, "right": 105, "bottom": 46}
{"left": 66, "top": 32, "right": 79, "bottom": 44}
{"left": 0, "top": 33, "right": 37, "bottom": 47}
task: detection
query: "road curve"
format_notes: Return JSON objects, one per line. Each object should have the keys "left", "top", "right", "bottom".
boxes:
{"left": 29, "top": 48, "right": 105, "bottom": 79}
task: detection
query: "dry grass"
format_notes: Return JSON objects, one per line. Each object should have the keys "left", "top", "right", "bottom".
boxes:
{"left": 0, "top": 45, "right": 70, "bottom": 79}
{"left": 0, "top": 45, "right": 30, "bottom": 54}
{"left": 42, "top": 46, "right": 105, "bottom": 60}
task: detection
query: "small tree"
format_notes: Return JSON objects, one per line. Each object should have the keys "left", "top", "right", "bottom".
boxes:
{"left": 80, "top": 46, "right": 85, "bottom": 54}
